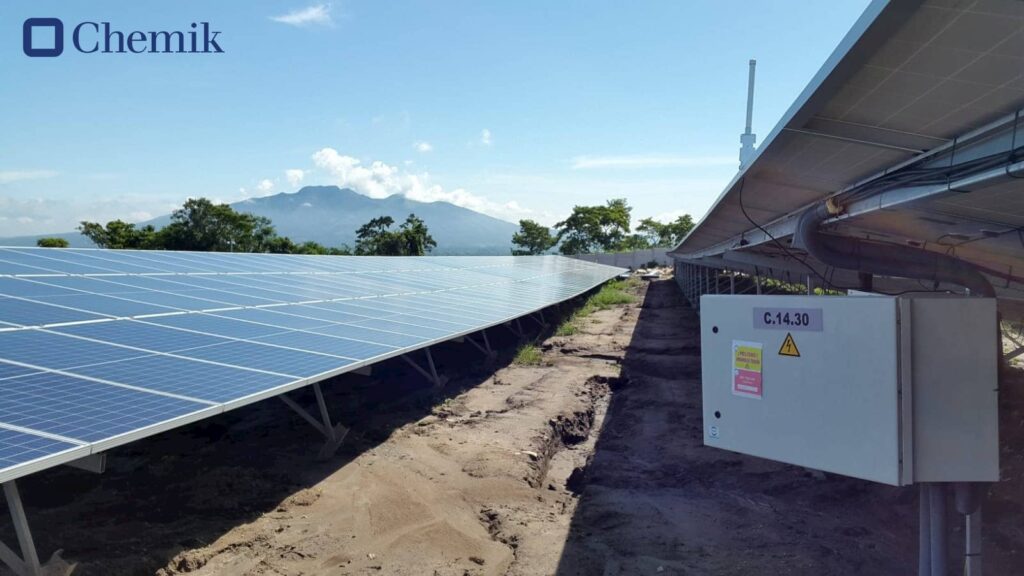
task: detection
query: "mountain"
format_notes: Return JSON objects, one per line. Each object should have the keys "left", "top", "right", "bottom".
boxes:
{"left": 0, "top": 186, "right": 520, "bottom": 255}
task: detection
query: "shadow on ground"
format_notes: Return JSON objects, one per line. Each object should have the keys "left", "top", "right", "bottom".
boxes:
{"left": 0, "top": 296, "right": 586, "bottom": 576}
{"left": 552, "top": 278, "right": 1024, "bottom": 576}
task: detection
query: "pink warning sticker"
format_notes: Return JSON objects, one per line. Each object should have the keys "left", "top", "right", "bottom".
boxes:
{"left": 732, "top": 340, "right": 763, "bottom": 399}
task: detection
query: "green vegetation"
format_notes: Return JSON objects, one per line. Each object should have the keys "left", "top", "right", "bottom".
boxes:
{"left": 78, "top": 197, "right": 438, "bottom": 256}
{"left": 513, "top": 343, "right": 545, "bottom": 366}
{"left": 511, "top": 219, "right": 557, "bottom": 255}
{"left": 542, "top": 198, "right": 694, "bottom": 255}
{"left": 555, "top": 278, "right": 637, "bottom": 336}
{"left": 635, "top": 215, "right": 694, "bottom": 248}
{"left": 35, "top": 237, "right": 69, "bottom": 248}
{"left": 354, "top": 214, "right": 436, "bottom": 256}
{"left": 588, "top": 279, "right": 637, "bottom": 309}
{"left": 554, "top": 318, "right": 579, "bottom": 336}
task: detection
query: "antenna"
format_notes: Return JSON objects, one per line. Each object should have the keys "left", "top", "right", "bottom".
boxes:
{"left": 739, "top": 59, "right": 757, "bottom": 168}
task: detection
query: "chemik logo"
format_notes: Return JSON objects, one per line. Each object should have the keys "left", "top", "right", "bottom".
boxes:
{"left": 22, "top": 18, "right": 224, "bottom": 57}
{"left": 23, "top": 18, "right": 63, "bottom": 57}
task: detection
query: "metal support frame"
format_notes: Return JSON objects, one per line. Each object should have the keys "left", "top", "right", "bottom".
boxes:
{"left": 401, "top": 347, "right": 448, "bottom": 388}
{"left": 464, "top": 330, "right": 497, "bottom": 362}
{"left": 529, "top": 310, "right": 547, "bottom": 328}
{"left": 1, "top": 481, "right": 41, "bottom": 576}
{"left": 279, "top": 382, "right": 349, "bottom": 459}
{"left": 505, "top": 320, "right": 526, "bottom": 339}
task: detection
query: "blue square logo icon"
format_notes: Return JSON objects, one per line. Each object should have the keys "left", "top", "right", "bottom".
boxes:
{"left": 23, "top": 18, "right": 64, "bottom": 57}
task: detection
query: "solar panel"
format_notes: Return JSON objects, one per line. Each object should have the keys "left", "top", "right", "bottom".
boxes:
{"left": 0, "top": 248, "right": 624, "bottom": 483}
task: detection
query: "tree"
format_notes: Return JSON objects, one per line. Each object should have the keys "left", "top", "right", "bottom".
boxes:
{"left": 79, "top": 197, "right": 351, "bottom": 255}
{"left": 36, "top": 237, "right": 69, "bottom": 248}
{"left": 158, "top": 198, "right": 275, "bottom": 252}
{"left": 355, "top": 214, "right": 435, "bottom": 256}
{"left": 398, "top": 214, "right": 436, "bottom": 256}
{"left": 78, "top": 220, "right": 159, "bottom": 249}
{"left": 511, "top": 219, "right": 556, "bottom": 255}
{"left": 355, "top": 216, "right": 401, "bottom": 255}
{"left": 554, "top": 199, "right": 634, "bottom": 255}
{"left": 620, "top": 234, "right": 652, "bottom": 251}
{"left": 636, "top": 214, "right": 695, "bottom": 247}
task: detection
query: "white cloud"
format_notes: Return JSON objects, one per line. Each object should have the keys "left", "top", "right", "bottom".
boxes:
{"left": 480, "top": 129, "right": 493, "bottom": 146}
{"left": 300, "top": 202, "right": 313, "bottom": 208}
{"left": 312, "top": 149, "right": 401, "bottom": 199}
{"left": 256, "top": 179, "right": 275, "bottom": 194}
{"left": 270, "top": 4, "right": 333, "bottom": 26}
{"left": 285, "top": 169, "right": 305, "bottom": 187}
{"left": 0, "top": 194, "right": 179, "bottom": 237}
{"left": 311, "top": 147, "right": 534, "bottom": 222}
{"left": 413, "top": 141, "right": 433, "bottom": 153}
{"left": 570, "top": 155, "right": 735, "bottom": 170}
{"left": 0, "top": 170, "right": 58, "bottom": 185}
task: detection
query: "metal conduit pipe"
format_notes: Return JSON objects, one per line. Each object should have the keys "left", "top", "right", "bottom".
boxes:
{"left": 794, "top": 203, "right": 996, "bottom": 298}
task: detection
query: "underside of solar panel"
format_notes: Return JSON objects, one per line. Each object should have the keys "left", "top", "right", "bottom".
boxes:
{"left": 0, "top": 248, "right": 624, "bottom": 483}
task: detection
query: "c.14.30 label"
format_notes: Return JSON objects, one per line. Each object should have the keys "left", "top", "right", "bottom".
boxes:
{"left": 753, "top": 307, "right": 823, "bottom": 332}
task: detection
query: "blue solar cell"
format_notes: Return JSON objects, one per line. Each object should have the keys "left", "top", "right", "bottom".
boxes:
{"left": 213, "top": 308, "right": 334, "bottom": 330}
{"left": 0, "top": 259, "right": 60, "bottom": 275}
{"left": 0, "top": 278, "right": 82, "bottom": 298}
{"left": 102, "top": 290, "right": 231, "bottom": 310}
{"left": 0, "top": 330, "right": 150, "bottom": 370}
{"left": 0, "top": 296, "right": 109, "bottom": 327}
{"left": 310, "top": 323, "right": 427, "bottom": 348}
{"left": 65, "top": 355, "right": 294, "bottom": 403}
{"left": 0, "top": 372, "right": 210, "bottom": 442}
{"left": 0, "top": 428, "right": 80, "bottom": 470}
{"left": 32, "top": 294, "right": 177, "bottom": 317}
{"left": 278, "top": 305, "right": 373, "bottom": 324}
{"left": 345, "top": 317, "right": 455, "bottom": 339}
{"left": 139, "top": 314, "right": 286, "bottom": 339}
{"left": 252, "top": 331, "right": 397, "bottom": 360}
{"left": 0, "top": 362, "right": 40, "bottom": 381}
{"left": 0, "top": 250, "right": 111, "bottom": 274}
{"left": 52, "top": 321, "right": 232, "bottom": 353}
{"left": 176, "top": 341, "right": 353, "bottom": 378}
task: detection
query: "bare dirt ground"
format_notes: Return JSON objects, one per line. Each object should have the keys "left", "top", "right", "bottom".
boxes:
{"left": 5, "top": 278, "right": 1024, "bottom": 575}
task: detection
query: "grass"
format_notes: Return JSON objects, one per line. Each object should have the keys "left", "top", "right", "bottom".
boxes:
{"left": 513, "top": 343, "right": 545, "bottom": 366}
{"left": 554, "top": 278, "right": 638, "bottom": 337}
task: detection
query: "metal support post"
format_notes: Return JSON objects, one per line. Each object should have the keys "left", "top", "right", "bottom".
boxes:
{"left": 1, "top": 481, "right": 42, "bottom": 576}
{"left": 965, "top": 507, "right": 982, "bottom": 576}
{"left": 730, "top": 272, "right": 736, "bottom": 294}
{"left": 807, "top": 275, "right": 813, "bottom": 295}
{"left": 465, "top": 330, "right": 497, "bottom": 362}
{"left": 755, "top": 273, "right": 762, "bottom": 295}
{"left": 920, "top": 483, "right": 931, "bottom": 576}
{"left": 505, "top": 320, "right": 525, "bottom": 339}
{"left": 279, "top": 382, "right": 349, "bottom": 459}
{"left": 529, "top": 310, "right": 547, "bottom": 328}
{"left": 715, "top": 269, "right": 720, "bottom": 294}
{"left": 401, "top": 348, "right": 448, "bottom": 388}
{"left": 930, "top": 483, "right": 948, "bottom": 576}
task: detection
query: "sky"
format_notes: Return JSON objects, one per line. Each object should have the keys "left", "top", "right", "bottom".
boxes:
{"left": 0, "top": 0, "right": 872, "bottom": 237}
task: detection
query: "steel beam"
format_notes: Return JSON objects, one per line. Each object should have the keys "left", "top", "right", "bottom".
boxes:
{"left": 1, "top": 481, "right": 41, "bottom": 576}
{"left": 402, "top": 348, "right": 448, "bottom": 387}
{"left": 279, "top": 382, "right": 349, "bottom": 459}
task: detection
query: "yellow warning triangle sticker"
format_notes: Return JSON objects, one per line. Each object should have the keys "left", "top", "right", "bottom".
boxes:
{"left": 779, "top": 332, "right": 800, "bottom": 357}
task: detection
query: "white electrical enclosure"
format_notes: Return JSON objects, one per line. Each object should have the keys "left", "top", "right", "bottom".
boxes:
{"left": 700, "top": 295, "right": 999, "bottom": 486}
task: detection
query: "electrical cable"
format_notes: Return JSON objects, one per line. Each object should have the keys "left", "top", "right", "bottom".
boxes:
{"left": 736, "top": 177, "right": 837, "bottom": 289}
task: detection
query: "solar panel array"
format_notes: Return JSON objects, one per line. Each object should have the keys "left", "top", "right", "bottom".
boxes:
{"left": 0, "top": 248, "right": 624, "bottom": 482}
